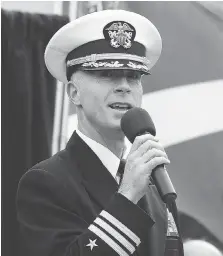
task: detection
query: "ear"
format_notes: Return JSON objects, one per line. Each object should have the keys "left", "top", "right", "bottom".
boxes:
{"left": 66, "top": 81, "right": 81, "bottom": 106}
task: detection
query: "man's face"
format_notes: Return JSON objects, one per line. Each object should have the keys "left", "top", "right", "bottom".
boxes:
{"left": 73, "top": 69, "right": 143, "bottom": 132}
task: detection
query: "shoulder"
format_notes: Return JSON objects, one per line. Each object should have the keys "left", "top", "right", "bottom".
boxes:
{"left": 18, "top": 148, "right": 83, "bottom": 199}
{"left": 17, "top": 149, "right": 85, "bottom": 212}
{"left": 31, "top": 149, "right": 71, "bottom": 174}
{"left": 24, "top": 148, "right": 81, "bottom": 182}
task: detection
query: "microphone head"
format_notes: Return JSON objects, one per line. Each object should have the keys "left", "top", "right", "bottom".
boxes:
{"left": 121, "top": 107, "right": 156, "bottom": 143}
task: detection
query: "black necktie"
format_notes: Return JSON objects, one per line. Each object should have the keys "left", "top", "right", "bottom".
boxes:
{"left": 117, "top": 159, "right": 126, "bottom": 185}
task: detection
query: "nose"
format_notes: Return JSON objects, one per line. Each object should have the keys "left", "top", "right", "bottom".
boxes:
{"left": 113, "top": 77, "right": 131, "bottom": 94}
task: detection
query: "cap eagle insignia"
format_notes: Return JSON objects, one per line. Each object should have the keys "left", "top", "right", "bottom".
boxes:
{"left": 104, "top": 22, "right": 135, "bottom": 49}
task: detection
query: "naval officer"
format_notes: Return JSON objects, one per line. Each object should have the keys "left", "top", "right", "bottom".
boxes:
{"left": 17, "top": 9, "right": 182, "bottom": 256}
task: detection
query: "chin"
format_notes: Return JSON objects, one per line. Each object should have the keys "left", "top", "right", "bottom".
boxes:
{"left": 93, "top": 120, "right": 124, "bottom": 140}
{"left": 108, "top": 121, "right": 124, "bottom": 133}
{"left": 99, "top": 118, "right": 122, "bottom": 131}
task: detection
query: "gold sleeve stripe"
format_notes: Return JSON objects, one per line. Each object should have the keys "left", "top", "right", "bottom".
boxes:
{"left": 94, "top": 217, "right": 135, "bottom": 254}
{"left": 100, "top": 210, "right": 140, "bottom": 246}
{"left": 88, "top": 224, "right": 129, "bottom": 256}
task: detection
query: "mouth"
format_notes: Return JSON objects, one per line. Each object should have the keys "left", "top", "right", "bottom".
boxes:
{"left": 108, "top": 102, "right": 133, "bottom": 111}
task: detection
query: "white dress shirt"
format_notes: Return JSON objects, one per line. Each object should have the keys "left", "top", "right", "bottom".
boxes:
{"left": 76, "top": 129, "right": 128, "bottom": 182}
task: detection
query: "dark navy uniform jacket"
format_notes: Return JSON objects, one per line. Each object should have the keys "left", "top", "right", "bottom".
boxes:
{"left": 17, "top": 131, "right": 168, "bottom": 256}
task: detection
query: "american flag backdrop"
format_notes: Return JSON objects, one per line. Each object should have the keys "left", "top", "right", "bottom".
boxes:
{"left": 65, "top": 1, "right": 223, "bottom": 248}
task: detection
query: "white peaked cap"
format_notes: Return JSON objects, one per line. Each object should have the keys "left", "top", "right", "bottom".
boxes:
{"left": 45, "top": 10, "right": 162, "bottom": 84}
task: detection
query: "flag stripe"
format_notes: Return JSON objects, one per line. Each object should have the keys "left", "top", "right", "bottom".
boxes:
{"left": 67, "top": 80, "right": 223, "bottom": 148}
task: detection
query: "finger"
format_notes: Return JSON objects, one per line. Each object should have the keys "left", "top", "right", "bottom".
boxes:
{"left": 136, "top": 139, "right": 166, "bottom": 157}
{"left": 145, "top": 156, "right": 170, "bottom": 171}
{"left": 130, "top": 133, "right": 159, "bottom": 153}
{"left": 140, "top": 148, "right": 169, "bottom": 164}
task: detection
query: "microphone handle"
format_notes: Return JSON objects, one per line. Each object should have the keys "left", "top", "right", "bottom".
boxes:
{"left": 151, "top": 164, "right": 177, "bottom": 203}
{"left": 135, "top": 131, "right": 177, "bottom": 203}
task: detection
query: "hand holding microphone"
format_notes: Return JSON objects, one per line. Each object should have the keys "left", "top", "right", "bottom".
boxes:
{"left": 118, "top": 133, "right": 170, "bottom": 204}
{"left": 118, "top": 107, "right": 177, "bottom": 204}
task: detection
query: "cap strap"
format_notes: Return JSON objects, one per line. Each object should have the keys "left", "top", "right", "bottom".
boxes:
{"left": 67, "top": 53, "right": 150, "bottom": 68}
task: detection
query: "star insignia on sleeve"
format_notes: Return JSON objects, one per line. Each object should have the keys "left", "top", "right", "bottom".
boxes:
{"left": 86, "top": 239, "right": 98, "bottom": 251}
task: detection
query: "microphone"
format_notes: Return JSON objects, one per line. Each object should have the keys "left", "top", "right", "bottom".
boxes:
{"left": 121, "top": 107, "right": 177, "bottom": 203}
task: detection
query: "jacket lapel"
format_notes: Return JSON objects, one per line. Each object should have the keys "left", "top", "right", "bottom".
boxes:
{"left": 66, "top": 131, "right": 118, "bottom": 210}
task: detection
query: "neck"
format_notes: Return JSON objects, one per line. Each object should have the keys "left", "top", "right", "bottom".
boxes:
{"left": 77, "top": 118, "right": 125, "bottom": 159}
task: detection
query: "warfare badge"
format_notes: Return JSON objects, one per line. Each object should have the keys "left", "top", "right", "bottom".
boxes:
{"left": 103, "top": 21, "right": 136, "bottom": 49}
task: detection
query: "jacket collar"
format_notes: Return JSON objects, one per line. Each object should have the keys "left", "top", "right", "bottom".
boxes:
{"left": 76, "top": 129, "right": 121, "bottom": 180}
{"left": 66, "top": 131, "right": 118, "bottom": 209}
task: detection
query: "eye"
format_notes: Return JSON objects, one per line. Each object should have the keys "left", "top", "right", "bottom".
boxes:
{"left": 100, "top": 70, "right": 114, "bottom": 77}
{"left": 127, "top": 71, "right": 141, "bottom": 80}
